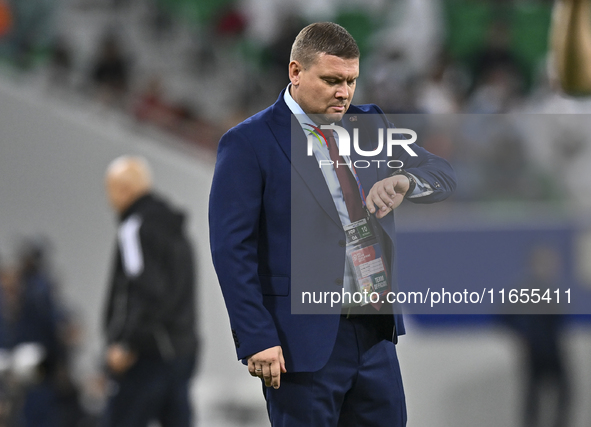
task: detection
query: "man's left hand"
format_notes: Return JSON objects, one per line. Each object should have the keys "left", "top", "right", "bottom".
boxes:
{"left": 106, "top": 344, "right": 137, "bottom": 374}
{"left": 366, "top": 175, "right": 410, "bottom": 219}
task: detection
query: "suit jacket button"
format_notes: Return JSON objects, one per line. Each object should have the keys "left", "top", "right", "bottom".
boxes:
{"left": 339, "top": 240, "right": 346, "bottom": 247}
{"left": 335, "top": 278, "right": 343, "bottom": 286}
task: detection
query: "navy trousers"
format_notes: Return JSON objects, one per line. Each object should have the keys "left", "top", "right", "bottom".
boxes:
{"left": 264, "top": 315, "right": 406, "bottom": 427}
{"left": 103, "top": 353, "right": 195, "bottom": 427}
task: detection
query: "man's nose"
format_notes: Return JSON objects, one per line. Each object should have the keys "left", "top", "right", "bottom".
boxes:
{"left": 335, "top": 83, "right": 349, "bottom": 99}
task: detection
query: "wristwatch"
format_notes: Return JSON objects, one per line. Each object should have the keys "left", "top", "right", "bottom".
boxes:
{"left": 388, "top": 169, "right": 416, "bottom": 198}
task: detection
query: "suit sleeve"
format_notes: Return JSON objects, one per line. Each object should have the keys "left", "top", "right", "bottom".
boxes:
{"left": 209, "top": 128, "right": 281, "bottom": 361}
{"left": 379, "top": 110, "right": 457, "bottom": 203}
{"left": 401, "top": 143, "right": 457, "bottom": 204}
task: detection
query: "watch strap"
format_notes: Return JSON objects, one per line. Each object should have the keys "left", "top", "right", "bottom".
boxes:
{"left": 388, "top": 169, "right": 417, "bottom": 198}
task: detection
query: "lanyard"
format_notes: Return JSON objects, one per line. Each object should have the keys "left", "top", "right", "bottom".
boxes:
{"left": 304, "top": 123, "right": 368, "bottom": 209}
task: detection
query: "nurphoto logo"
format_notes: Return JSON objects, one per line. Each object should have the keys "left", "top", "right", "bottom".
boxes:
{"left": 304, "top": 123, "right": 418, "bottom": 169}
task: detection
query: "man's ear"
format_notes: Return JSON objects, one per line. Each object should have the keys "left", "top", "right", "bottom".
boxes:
{"left": 289, "top": 60, "right": 303, "bottom": 86}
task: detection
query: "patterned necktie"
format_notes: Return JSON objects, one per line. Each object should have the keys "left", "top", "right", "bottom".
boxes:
{"left": 326, "top": 130, "right": 387, "bottom": 311}
{"left": 325, "top": 130, "right": 366, "bottom": 222}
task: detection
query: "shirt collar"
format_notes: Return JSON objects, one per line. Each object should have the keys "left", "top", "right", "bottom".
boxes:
{"left": 284, "top": 84, "right": 317, "bottom": 132}
{"left": 284, "top": 84, "right": 342, "bottom": 142}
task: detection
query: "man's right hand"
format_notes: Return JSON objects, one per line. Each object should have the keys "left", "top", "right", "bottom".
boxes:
{"left": 106, "top": 343, "right": 137, "bottom": 374}
{"left": 366, "top": 174, "right": 410, "bottom": 218}
{"left": 247, "top": 346, "right": 287, "bottom": 389}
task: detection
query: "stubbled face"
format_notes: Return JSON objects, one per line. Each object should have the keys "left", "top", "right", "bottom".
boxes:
{"left": 289, "top": 53, "right": 359, "bottom": 124}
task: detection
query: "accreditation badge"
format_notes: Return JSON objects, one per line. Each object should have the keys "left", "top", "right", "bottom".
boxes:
{"left": 344, "top": 217, "right": 389, "bottom": 305}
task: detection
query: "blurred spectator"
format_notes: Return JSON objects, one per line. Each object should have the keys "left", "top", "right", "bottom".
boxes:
{"left": 502, "top": 244, "right": 570, "bottom": 427}
{"left": 0, "top": 263, "right": 60, "bottom": 427}
{"left": 470, "top": 21, "right": 524, "bottom": 89}
{"left": 47, "top": 36, "right": 73, "bottom": 88}
{"left": 89, "top": 32, "right": 131, "bottom": 107}
{"left": 463, "top": 65, "right": 525, "bottom": 113}
{"left": 17, "top": 238, "right": 55, "bottom": 315}
{"left": 416, "top": 50, "right": 462, "bottom": 114}
{"left": 260, "top": 13, "right": 305, "bottom": 100}
{"left": 145, "top": 0, "right": 175, "bottom": 41}
{"left": 17, "top": 237, "right": 90, "bottom": 427}
{"left": 214, "top": 3, "right": 247, "bottom": 39}
{"left": 133, "top": 76, "right": 221, "bottom": 150}
{"left": 168, "top": 100, "right": 220, "bottom": 150}
{"left": 464, "top": 20, "right": 526, "bottom": 113}
{"left": 366, "top": 51, "right": 423, "bottom": 114}
{"left": 371, "top": 0, "right": 444, "bottom": 76}
{"left": 133, "top": 76, "right": 179, "bottom": 128}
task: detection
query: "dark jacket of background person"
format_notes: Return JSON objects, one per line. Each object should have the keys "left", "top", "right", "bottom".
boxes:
{"left": 104, "top": 193, "right": 197, "bottom": 360}
{"left": 0, "top": 266, "right": 61, "bottom": 427}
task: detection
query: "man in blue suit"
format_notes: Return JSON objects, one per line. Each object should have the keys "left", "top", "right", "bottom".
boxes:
{"left": 209, "top": 22, "right": 456, "bottom": 426}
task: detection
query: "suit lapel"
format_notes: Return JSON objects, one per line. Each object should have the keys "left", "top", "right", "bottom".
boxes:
{"left": 267, "top": 93, "right": 342, "bottom": 228}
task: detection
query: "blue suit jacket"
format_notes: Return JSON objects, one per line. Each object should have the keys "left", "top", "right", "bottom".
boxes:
{"left": 209, "top": 90, "right": 456, "bottom": 373}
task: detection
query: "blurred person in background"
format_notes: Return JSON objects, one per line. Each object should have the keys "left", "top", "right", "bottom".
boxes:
{"left": 0, "top": 262, "right": 61, "bottom": 427}
{"left": 47, "top": 36, "right": 73, "bottom": 89}
{"left": 469, "top": 20, "right": 525, "bottom": 94}
{"left": 463, "top": 20, "right": 526, "bottom": 113}
{"left": 502, "top": 244, "right": 570, "bottom": 427}
{"left": 17, "top": 238, "right": 90, "bottom": 427}
{"left": 89, "top": 32, "right": 131, "bottom": 107}
{"left": 102, "top": 156, "right": 198, "bottom": 427}
{"left": 415, "top": 50, "right": 461, "bottom": 114}
{"left": 132, "top": 76, "right": 220, "bottom": 150}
